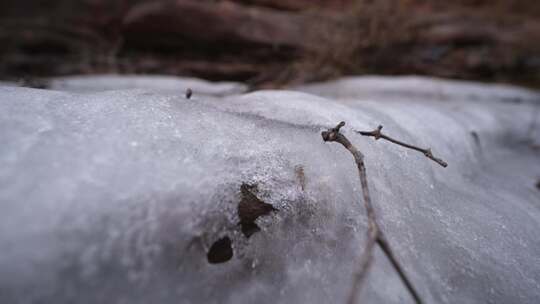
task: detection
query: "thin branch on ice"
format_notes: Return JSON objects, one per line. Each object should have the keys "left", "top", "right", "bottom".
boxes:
{"left": 357, "top": 125, "right": 448, "bottom": 168}
{"left": 322, "top": 121, "right": 426, "bottom": 304}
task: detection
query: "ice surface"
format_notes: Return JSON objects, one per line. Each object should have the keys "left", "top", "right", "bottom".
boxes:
{"left": 296, "top": 75, "right": 540, "bottom": 103}
{"left": 0, "top": 76, "right": 539, "bottom": 304}
{"left": 0, "top": 81, "right": 19, "bottom": 88}
{"left": 49, "top": 74, "right": 247, "bottom": 96}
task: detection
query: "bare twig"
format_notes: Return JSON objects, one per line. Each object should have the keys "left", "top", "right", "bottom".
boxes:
{"left": 322, "top": 122, "right": 378, "bottom": 303}
{"left": 322, "top": 121, "right": 424, "bottom": 304}
{"left": 357, "top": 125, "right": 448, "bottom": 168}
{"left": 376, "top": 234, "right": 422, "bottom": 303}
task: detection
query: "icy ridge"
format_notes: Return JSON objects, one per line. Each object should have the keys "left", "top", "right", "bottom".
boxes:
{"left": 0, "top": 77, "right": 539, "bottom": 304}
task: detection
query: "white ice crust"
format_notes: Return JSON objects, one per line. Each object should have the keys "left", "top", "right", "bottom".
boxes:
{"left": 1, "top": 75, "right": 539, "bottom": 304}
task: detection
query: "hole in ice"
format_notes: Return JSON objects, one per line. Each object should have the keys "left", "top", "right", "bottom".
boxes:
{"left": 207, "top": 236, "right": 233, "bottom": 264}
{"left": 238, "top": 183, "right": 277, "bottom": 238}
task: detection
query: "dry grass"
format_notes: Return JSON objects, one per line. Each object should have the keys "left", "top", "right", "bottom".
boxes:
{"left": 269, "top": 0, "right": 540, "bottom": 88}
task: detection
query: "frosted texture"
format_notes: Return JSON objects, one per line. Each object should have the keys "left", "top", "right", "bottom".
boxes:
{"left": 1, "top": 76, "right": 539, "bottom": 304}
{"left": 49, "top": 75, "right": 247, "bottom": 95}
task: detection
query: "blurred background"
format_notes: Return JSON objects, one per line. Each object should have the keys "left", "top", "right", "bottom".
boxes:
{"left": 1, "top": 0, "right": 539, "bottom": 88}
